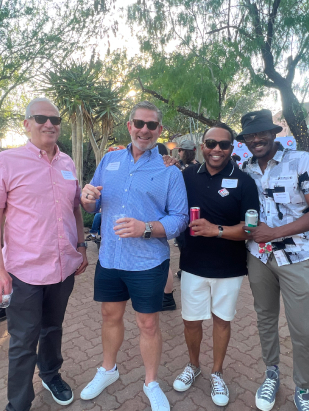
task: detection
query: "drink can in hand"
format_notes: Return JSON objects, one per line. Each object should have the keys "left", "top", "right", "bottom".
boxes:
{"left": 245, "top": 209, "right": 258, "bottom": 233}
{"left": 190, "top": 207, "right": 200, "bottom": 236}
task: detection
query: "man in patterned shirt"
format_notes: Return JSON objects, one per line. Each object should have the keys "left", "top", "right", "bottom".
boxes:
{"left": 238, "top": 109, "right": 309, "bottom": 411}
{"left": 80, "top": 101, "right": 188, "bottom": 411}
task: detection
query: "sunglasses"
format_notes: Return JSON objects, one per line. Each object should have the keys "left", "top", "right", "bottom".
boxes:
{"left": 204, "top": 139, "right": 232, "bottom": 150}
{"left": 132, "top": 119, "right": 159, "bottom": 131}
{"left": 27, "top": 115, "right": 62, "bottom": 126}
{"left": 243, "top": 131, "right": 269, "bottom": 143}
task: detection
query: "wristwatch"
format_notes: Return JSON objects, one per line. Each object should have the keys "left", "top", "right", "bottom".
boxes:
{"left": 77, "top": 242, "right": 88, "bottom": 248}
{"left": 216, "top": 226, "right": 224, "bottom": 238}
{"left": 143, "top": 223, "right": 153, "bottom": 239}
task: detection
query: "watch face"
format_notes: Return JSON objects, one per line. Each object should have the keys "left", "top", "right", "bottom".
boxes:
{"left": 144, "top": 231, "right": 152, "bottom": 239}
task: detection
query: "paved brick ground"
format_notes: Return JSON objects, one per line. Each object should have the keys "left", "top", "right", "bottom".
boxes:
{"left": 0, "top": 240, "right": 296, "bottom": 410}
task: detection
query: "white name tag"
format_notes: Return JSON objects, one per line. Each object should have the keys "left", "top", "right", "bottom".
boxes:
{"left": 273, "top": 250, "right": 290, "bottom": 267}
{"left": 61, "top": 170, "right": 76, "bottom": 180}
{"left": 273, "top": 192, "right": 290, "bottom": 204}
{"left": 222, "top": 179, "right": 238, "bottom": 188}
{"left": 106, "top": 162, "right": 120, "bottom": 171}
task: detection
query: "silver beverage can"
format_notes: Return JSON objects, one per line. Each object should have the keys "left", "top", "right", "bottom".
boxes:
{"left": 245, "top": 209, "right": 258, "bottom": 229}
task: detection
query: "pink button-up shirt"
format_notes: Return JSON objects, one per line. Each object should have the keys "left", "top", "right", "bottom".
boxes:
{"left": 0, "top": 140, "right": 83, "bottom": 285}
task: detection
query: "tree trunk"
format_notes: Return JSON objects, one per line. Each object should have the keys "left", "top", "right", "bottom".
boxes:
{"left": 75, "top": 106, "right": 83, "bottom": 184}
{"left": 71, "top": 115, "right": 77, "bottom": 164}
{"left": 279, "top": 85, "right": 309, "bottom": 151}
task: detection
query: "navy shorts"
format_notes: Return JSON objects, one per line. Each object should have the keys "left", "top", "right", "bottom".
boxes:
{"left": 94, "top": 259, "right": 169, "bottom": 313}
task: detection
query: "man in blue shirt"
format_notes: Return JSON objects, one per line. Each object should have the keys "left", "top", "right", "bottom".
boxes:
{"left": 80, "top": 101, "right": 188, "bottom": 411}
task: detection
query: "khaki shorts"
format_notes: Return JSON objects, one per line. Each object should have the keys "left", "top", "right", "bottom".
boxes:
{"left": 181, "top": 271, "right": 244, "bottom": 321}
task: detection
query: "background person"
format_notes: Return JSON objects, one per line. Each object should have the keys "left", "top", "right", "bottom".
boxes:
{"left": 176, "top": 139, "right": 199, "bottom": 170}
{"left": 0, "top": 97, "right": 88, "bottom": 411}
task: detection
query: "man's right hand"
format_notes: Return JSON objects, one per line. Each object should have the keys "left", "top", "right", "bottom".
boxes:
{"left": 81, "top": 185, "right": 102, "bottom": 204}
{"left": 0, "top": 269, "right": 12, "bottom": 303}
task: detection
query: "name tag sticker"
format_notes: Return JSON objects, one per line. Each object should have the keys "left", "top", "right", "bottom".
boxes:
{"left": 106, "top": 162, "right": 120, "bottom": 171}
{"left": 61, "top": 170, "right": 76, "bottom": 180}
{"left": 273, "top": 250, "right": 290, "bottom": 267}
{"left": 273, "top": 192, "right": 290, "bottom": 204}
{"left": 222, "top": 179, "right": 238, "bottom": 188}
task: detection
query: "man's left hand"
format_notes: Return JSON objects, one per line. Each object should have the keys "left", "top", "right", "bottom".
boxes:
{"left": 189, "top": 218, "right": 218, "bottom": 237}
{"left": 163, "top": 155, "right": 181, "bottom": 169}
{"left": 75, "top": 247, "right": 88, "bottom": 275}
{"left": 114, "top": 218, "right": 146, "bottom": 238}
{"left": 242, "top": 222, "right": 275, "bottom": 243}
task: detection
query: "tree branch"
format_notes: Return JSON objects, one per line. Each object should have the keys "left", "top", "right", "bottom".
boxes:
{"left": 137, "top": 77, "right": 216, "bottom": 127}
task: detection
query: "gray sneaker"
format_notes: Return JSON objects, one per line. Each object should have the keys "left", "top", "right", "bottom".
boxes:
{"left": 294, "top": 387, "right": 309, "bottom": 411}
{"left": 173, "top": 363, "right": 201, "bottom": 392}
{"left": 210, "top": 372, "right": 229, "bottom": 406}
{"left": 256, "top": 368, "right": 280, "bottom": 411}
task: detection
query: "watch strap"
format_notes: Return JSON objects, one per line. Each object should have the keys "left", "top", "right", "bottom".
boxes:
{"left": 216, "top": 226, "right": 223, "bottom": 239}
{"left": 77, "top": 242, "right": 87, "bottom": 248}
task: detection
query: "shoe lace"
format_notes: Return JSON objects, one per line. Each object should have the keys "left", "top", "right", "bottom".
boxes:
{"left": 260, "top": 377, "right": 277, "bottom": 399}
{"left": 211, "top": 373, "right": 227, "bottom": 395}
{"left": 177, "top": 365, "right": 195, "bottom": 383}
{"left": 50, "top": 375, "right": 67, "bottom": 393}
{"left": 149, "top": 383, "right": 166, "bottom": 407}
{"left": 297, "top": 390, "right": 309, "bottom": 411}
{"left": 87, "top": 368, "right": 106, "bottom": 389}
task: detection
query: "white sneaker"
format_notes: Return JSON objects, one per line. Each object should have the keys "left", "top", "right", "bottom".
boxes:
{"left": 143, "top": 381, "right": 170, "bottom": 411}
{"left": 173, "top": 363, "right": 201, "bottom": 392}
{"left": 80, "top": 366, "right": 119, "bottom": 400}
{"left": 210, "top": 372, "right": 229, "bottom": 406}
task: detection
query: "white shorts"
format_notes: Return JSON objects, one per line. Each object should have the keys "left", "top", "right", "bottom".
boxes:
{"left": 181, "top": 271, "right": 244, "bottom": 322}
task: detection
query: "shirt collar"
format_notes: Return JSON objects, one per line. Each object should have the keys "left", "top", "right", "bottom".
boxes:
{"left": 197, "top": 160, "right": 234, "bottom": 177}
{"left": 126, "top": 143, "right": 159, "bottom": 159}
{"left": 26, "top": 140, "right": 60, "bottom": 159}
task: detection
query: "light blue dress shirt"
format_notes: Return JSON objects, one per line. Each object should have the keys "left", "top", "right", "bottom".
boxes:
{"left": 91, "top": 144, "right": 188, "bottom": 271}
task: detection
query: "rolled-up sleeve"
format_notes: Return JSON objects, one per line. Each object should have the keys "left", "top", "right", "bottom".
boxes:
{"left": 159, "top": 168, "right": 188, "bottom": 240}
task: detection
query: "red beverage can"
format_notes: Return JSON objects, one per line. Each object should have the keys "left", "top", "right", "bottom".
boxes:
{"left": 190, "top": 207, "right": 200, "bottom": 236}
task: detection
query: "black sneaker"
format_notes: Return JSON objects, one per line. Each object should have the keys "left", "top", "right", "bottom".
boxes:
{"left": 42, "top": 374, "right": 73, "bottom": 405}
{"left": 161, "top": 292, "right": 176, "bottom": 311}
{"left": 0, "top": 308, "right": 6, "bottom": 322}
{"left": 85, "top": 234, "right": 96, "bottom": 241}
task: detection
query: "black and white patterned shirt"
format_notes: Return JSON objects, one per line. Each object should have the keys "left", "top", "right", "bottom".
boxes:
{"left": 243, "top": 144, "right": 309, "bottom": 265}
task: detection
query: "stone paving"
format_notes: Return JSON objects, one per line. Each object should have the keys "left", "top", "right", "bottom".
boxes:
{"left": 0, "top": 240, "right": 296, "bottom": 411}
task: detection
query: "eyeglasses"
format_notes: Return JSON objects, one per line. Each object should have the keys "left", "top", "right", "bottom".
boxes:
{"left": 132, "top": 119, "right": 159, "bottom": 131}
{"left": 204, "top": 139, "right": 232, "bottom": 150}
{"left": 27, "top": 115, "right": 62, "bottom": 126}
{"left": 243, "top": 131, "right": 269, "bottom": 143}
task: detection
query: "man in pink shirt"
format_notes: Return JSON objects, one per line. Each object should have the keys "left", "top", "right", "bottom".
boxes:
{"left": 0, "top": 97, "right": 88, "bottom": 411}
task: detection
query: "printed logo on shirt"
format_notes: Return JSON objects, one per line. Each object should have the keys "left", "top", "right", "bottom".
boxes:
{"left": 218, "top": 188, "right": 229, "bottom": 197}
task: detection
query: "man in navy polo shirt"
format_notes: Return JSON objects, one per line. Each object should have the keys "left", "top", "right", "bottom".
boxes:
{"left": 172, "top": 123, "right": 259, "bottom": 407}
{"left": 80, "top": 101, "right": 188, "bottom": 411}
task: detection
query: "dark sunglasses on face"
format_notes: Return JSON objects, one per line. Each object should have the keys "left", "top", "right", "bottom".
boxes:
{"left": 243, "top": 131, "right": 269, "bottom": 143}
{"left": 27, "top": 115, "right": 62, "bottom": 126}
{"left": 204, "top": 139, "right": 232, "bottom": 150}
{"left": 132, "top": 119, "right": 159, "bottom": 131}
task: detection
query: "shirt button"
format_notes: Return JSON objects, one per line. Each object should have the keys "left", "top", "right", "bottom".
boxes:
{"left": 130, "top": 174, "right": 133, "bottom": 176}
{"left": 122, "top": 205, "right": 125, "bottom": 208}
{"left": 118, "top": 238, "right": 121, "bottom": 241}
{"left": 59, "top": 235, "right": 62, "bottom": 238}
{"left": 58, "top": 218, "right": 61, "bottom": 221}
{"left": 53, "top": 182, "right": 56, "bottom": 185}
{"left": 56, "top": 200, "right": 59, "bottom": 203}
{"left": 125, "top": 189, "right": 127, "bottom": 192}
{"left": 39, "top": 155, "right": 42, "bottom": 158}
{"left": 207, "top": 186, "right": 210, "bottom": 188}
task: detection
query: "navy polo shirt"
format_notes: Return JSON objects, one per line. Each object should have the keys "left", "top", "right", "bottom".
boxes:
{"left": 180, "top": 161, "right": 259, "bottom": 278}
